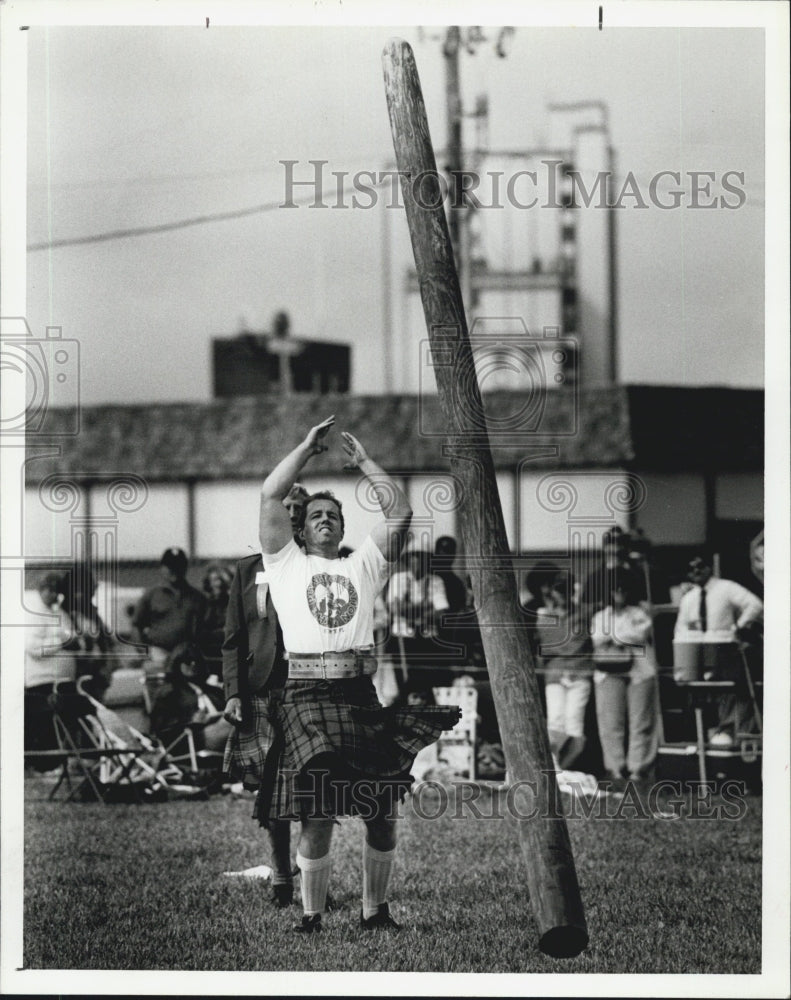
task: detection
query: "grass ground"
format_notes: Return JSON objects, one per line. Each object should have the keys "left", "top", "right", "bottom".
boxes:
{"left": 21, "top": 776, "right": 762, "bottom": 974}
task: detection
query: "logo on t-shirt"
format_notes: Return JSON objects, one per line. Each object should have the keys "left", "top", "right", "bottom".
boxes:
{"left": 307, "top": 573, "right": 359, "bottom": 630}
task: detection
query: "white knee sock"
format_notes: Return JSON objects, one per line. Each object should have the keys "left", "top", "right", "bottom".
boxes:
{"left": 296, "top": 851, "right": 331, "bottom": 916}
{"left": 362, "top": 841, "right": 396, "bottom": 919}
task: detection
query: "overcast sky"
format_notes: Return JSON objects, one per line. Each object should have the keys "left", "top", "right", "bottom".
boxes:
{"left": 19, "top": 9, "right": 772, "bottom": 406}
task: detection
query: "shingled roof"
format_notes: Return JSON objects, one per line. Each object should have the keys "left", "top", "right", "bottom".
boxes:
{"left": 24, "top": 385, "right": 762, "bottom": 484}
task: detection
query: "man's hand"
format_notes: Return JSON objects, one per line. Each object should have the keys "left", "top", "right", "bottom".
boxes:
{"left": 341, "top": 431, "right": 369, "bottom": 470}
{"left": 305, "top": 416, "right": 335, "bottom": 456}
{"left": 734, "top": 622, "right": 762, "bottom": 647}
{"left": 261, "top": 415, "right": 335, "bottom": 553}
{"left": 223, "top": 696, "right": 243, "bottom": 726}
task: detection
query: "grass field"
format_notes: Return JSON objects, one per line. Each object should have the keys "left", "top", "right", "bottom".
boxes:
{"left": 20, "top": 776, "right": 763, "bottom": 975}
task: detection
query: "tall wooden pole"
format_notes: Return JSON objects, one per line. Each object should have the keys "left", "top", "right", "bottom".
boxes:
{"left": 383, "top": 38, "right": 588, "bottom": 959}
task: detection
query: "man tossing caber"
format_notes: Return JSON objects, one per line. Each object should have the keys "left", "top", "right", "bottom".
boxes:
{"left": 255, "top": 415, "right": 460, "bottom": 934}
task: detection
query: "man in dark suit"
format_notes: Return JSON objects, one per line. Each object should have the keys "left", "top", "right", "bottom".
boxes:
{"left": 222, "top": 484, "right": 308, "bottom": 907}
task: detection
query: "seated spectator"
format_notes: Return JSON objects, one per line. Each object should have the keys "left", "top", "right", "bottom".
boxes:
{"left": 58, "top": 563, "right": 117, "bottom": 702}
{"left": 25, "top": 570, "right": 90, "bottom": 760}
{"left": 143, "top": 648, "right": 228, "bottom": 784}
{"left": 149, "top": 646, "right": 224, "bottom": 739}
{"left": 536, "top": 574, "right": 593, "bottom": 771}
{"left": 591, "top": 570, "right": 659, "bottom": 789}
{"left": 132, "top": 547, "right": 207, "bottom": 712}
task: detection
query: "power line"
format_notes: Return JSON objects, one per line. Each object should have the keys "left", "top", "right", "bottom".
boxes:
{"left": 27, "top": 165, "right": 763, "bottom": 253}
{"left": 27, "top": 199, "right": 289, "bottom": 251}
{"left": 26, "top": 177, "right": 394, "bottom": 251}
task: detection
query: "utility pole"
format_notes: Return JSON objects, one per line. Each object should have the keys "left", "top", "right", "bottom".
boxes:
{"left": 435, "top": 26, "right": 512, "bottom": 314}
{"left": 443, "top": 27, "right": 463, "bottom": 268}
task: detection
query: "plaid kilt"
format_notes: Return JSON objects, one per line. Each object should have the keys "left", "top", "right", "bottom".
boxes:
{"left": 254, "top": 676, "right": 460, "bottom": 826}
{"left": 222, "top": 694, "right": 276, "bottom": 790}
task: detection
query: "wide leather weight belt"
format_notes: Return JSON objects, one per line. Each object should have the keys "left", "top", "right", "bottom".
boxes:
{"left": 287, "top": 650, "right": 377, "bottom": 680}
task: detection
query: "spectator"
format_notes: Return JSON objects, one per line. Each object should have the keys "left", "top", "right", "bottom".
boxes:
{"left": 386, "top": 549, "right": 454, "bottom": 701}
{"left": 591, "top": 570, "right": 659, "bottom": 789}
{"left": 674, "top": 553, "right": 763, "bottom": 746}
{"left": 622, "top": 528, "right": 670, "bottom": 606}
{"left": 536, "top": 574, "right": 593, "bottom": 771}
{"left": 24, "top": 570, "right": 88, "bottom": 759}
{"left": 148, "top": 646, "right": 214, "bottom": 746}
{"left": 199, "top": 562, "right": 233, "bottom": 679}
{"left": 429, "top": 535, "right": 475, "bottom": 663}
{"left": 521, "top": 561, "right": 560, "bottom": 614}
{"left": 579, "top": 526, "right": 632, "bottom": 613}
{"left": 58, "top": 563, "right": 117, "bottom": 702}
{"left": 387, "top": 550, "right": 431, "bottom": 638}
{"left": 520, "top": 560, "right": 561, "bottom": 657}
{"left": 132, "top": 547, "right": 207, "bottom": 712}
{"left": 431, "top": 536, "right": 468, "bottom": 616}
{"left": 148, "top": 644, "right": 227, "bottom": 773}
{"left": 221, "top": 483, "right": 308, "bottom": 908}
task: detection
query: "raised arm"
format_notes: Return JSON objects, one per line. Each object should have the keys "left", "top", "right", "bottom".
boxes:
{"left": 341, "top": 431, "right": 412, "bottom": 562}
{"left": 259, "top": 416, "right": 335, "bottom": 553}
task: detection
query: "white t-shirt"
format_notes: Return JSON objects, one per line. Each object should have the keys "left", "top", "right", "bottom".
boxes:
{"left": 262, "top": 536, "right": 390, "bottom": 653}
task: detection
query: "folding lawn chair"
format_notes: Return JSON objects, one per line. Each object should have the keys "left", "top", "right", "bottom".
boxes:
{"left": 24, "top": 674, "right": 114, "bottom": 803}
{"left": 42, "top": 676, "right": 204, "bottom": 804}
{"left": 146, "top": 674, "right": 228, "bottom": 790}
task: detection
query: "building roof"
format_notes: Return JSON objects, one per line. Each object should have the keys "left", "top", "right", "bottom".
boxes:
{"left": 24, "top": 385, "right": 761, "bottom": 483}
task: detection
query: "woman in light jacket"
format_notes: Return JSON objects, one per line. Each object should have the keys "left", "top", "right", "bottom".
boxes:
{"left": 591, "top": 570, "right": 659, "bottom": 787}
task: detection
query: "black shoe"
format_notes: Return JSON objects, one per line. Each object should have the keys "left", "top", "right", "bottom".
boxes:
{"left": 293, "top": 913, "right": 322, "bottom": 934}
{"left": 360, "top": 902, "right": 401, "bottom": 930}
{"left": 271, "top": 882, "right": 294, "bottom": 908}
